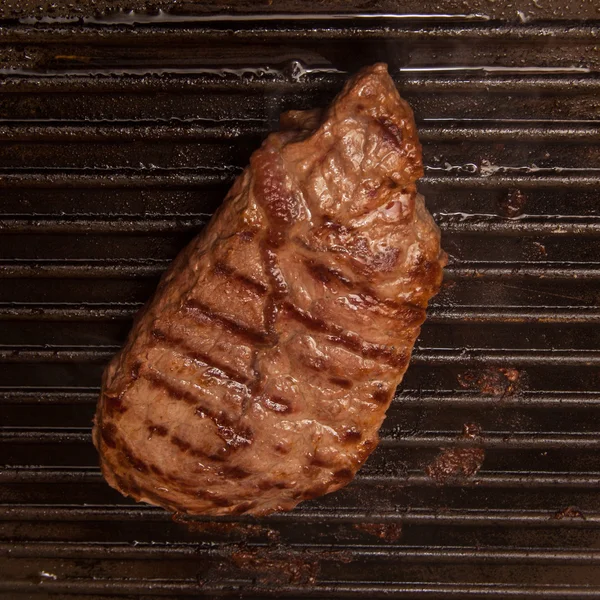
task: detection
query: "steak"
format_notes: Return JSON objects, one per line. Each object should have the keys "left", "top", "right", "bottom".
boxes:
{"left": 93, "top": 63, "right": 446, "bottom": 516}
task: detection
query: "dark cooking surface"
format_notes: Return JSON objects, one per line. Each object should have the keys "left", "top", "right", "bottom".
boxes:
{"left": 1, "top": 2, "right": 600, "bottom": 598}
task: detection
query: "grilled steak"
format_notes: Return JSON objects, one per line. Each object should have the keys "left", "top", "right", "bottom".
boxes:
{"left": 93, "top": 63, "right": 446, "bottom": 516}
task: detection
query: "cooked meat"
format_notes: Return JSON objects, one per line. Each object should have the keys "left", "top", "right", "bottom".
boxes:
{"left": 93, "top": 63, "right": 446, "bottom": 516}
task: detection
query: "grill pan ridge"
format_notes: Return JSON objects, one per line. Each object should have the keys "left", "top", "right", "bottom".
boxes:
{"left": 1, "top": 2, "right": 600, "bottom": 598}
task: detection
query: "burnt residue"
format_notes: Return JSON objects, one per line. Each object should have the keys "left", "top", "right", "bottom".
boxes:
{"left": 425, "top": 423, "right": 485, "bottom": 484}
{"left": 229, "top": 548, "right": 320, "bottom": 585}
{"left": 198, "top": 546, "right": 356, "bottom": 589}
{"left": 554, "top": 506, "right": 586, "bottom": 521}
{"left": 458, "top": 367, "right": 524, "bottom": 397}
{"left": 425, "top": 447, "right": 485, "bottom": 483}
{"left": 353, "top": 522, "right": 403, "bottom": 542}
{"left": 462, "top": 422, "right": 482, "bottom": 439}
{"left": 498, "top": 188, "right": 527, "bottom": 218}
{"left": 532, "top": 241, "right": 548, "bottom": 258}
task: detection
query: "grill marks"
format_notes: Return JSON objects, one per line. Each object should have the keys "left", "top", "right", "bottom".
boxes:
{"left": 100, "top": 421, "right": 118, "bottom": 449}
{"left": 184, "top": 298, "right": 273, "bottom": 346}
{"left": 330, "top": 377, "right": 353, "bottom": 389}
{"left": 113, "top": 473, "right": 188, "bottom": 514}
{"left": 119, "top": 438, "right": 151, "bottom": 475}
{"left": 104, "top": 394, "right": 127, "bottom": 417}
{"left": 248, "top": 138, "right": 413, "bottom": 401}
{"left": 170, "top": 434, "right": 227, "bottom": 463}
{"left": 252, "top": 146, "right": 295, "bottom": 357}
{"left": 304, "top": 256, "right": 426, "bottom": 322}
{"left": 252, "top": 147, "right": 299, "bottom": 249}
{"left": 372, "top": 384, "right": 392, "bottom": 405}
{"left": 212, "top": 260, "right": 269, "bottom": 296}
{"left": 141, "top": 369, "right": 253, "bottom": 449}
{"left": 151, "top": 327, "right": 249, "bottom": 385}
{"left": 170, "top": 435, "right": 191, "bottom": 452}
{"left": 219, "top": 465, "right": 252, "bottom": 480}
{"left": 305, "top": 258, "right": 353, "bottom": 288}
{"left": 195, "top": 490, "right": 234, "bottom": 507}
{"left": 99, "top": 423, "right": 154, "bottom": 480}
{"left": 342, "top": 427, "right": 362, "bottom": 443}
{"left": 142, "top": 368, "right": 201, "bottom": 406}
{"left": 283, "top": 301, "right": 408, "bottom": 368}
{"left": 261, "top": 246, "right": 289, "bottom": 338}
{"left": 147, "top": 423, "right": 168, "bottom": 438}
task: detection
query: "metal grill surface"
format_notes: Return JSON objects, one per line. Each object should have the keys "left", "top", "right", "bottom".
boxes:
{"left": 1, "top": 5, "right": 600, "bottom": 598}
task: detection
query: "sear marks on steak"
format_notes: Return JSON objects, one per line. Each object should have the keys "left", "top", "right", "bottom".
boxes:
{"left": 93, "top": 63, "right": 446, "bottom": 516}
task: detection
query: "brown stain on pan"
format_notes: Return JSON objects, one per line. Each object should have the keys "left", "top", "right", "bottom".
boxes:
{"left": 425, "top": 423, "right": 485, "bottom": 484}
{"left": 554, "top": 506, "right": 586, "bottom": 521}
{"left": 458, "top": 367, "right": 525, "bottom": 397}
{"left": 353, "top": 522, "right": 403, "bottom": 542}
{"left": 230, "top": 548, "right": 320, "bottom": 585}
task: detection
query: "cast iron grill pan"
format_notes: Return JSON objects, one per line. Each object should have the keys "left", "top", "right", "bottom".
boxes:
{"left": 1, "top": 7, "right": 600, "bottom": 599}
